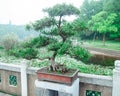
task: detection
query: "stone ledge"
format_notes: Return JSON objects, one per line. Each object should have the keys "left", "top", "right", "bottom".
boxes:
{"left": 78, "top": 73, "right": 112, "bottom": 87}
{"left": 0, "top": 62, "right": 113, "bottom": 87}
{"left": 0, "top": 62, "right": 21, "bottom": 72}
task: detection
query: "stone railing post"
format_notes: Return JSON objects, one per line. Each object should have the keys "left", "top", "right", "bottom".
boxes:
{"left": 21, "top": 59, "right": 28, "bottom": 96}
{"left": 112, "top": 60, "right": 120, "bottom": 96}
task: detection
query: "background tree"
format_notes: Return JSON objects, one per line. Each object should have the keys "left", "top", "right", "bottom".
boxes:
{"left": 103, "top": 0, "right": 120, "bottom": 13}
{"left": 1, "top": 33, "right": 19, "bottom": 50}
{"left": 78, "top": 0, "right": 104, "bottom": 40}
{"left": 79, "top": 0, "right": 103, "bottom": 22}
{"left": 88, "top": 11, "right": 118, "bottom": 45}
{"left": 103, "top": 0, "right": 120, "bottom": 40}
{"left": 27, "top": 3, "right": 90, "bottom": 71}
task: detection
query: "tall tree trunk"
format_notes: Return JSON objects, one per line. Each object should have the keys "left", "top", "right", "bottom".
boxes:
{"left": 103, "top": 33, "right": 106, "bottom": 46}
{"left": 93, "top": 32, "right": 96, "bottom": 42}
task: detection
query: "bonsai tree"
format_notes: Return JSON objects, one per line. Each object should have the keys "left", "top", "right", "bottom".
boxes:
{"left": 26, "top": 3, "right": 90, "bottom": 72}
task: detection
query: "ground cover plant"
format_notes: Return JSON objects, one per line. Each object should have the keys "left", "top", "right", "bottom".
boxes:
{"left": 0, "top": 47, "right": 113, "bottom": 76}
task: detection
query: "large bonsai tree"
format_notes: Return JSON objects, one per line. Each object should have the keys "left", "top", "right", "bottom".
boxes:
{"left": 26, "top": 3, "right": 90, "bottom": 72}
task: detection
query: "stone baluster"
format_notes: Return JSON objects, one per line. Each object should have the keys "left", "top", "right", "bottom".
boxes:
{"left": 21, "top": 59, "right": 28, "bottom": 96}
{"left": 112, "top": 60, "right": 120, "bottom": 96}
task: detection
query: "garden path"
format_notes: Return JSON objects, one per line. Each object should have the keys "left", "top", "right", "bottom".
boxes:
{"left": 0, "top": 92, "right": 12, "bottom": 96}
{"left": 83, "top": 45, "right": 120, "bottom": 58}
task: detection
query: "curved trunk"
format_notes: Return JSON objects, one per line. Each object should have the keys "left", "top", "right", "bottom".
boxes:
{"left": 50, "top": 51, "right": 57, "bottom": 71}
{"left": 57, "top": 15, "right": 67, "bottom": 42}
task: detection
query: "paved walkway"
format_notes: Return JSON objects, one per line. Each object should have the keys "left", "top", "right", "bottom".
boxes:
{"left": 0, "top": 92, "right": 12, "bottom": 96}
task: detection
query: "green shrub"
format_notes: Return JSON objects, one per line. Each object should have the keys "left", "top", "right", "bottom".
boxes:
{"left": 8, "top": 48, "right": 38, "bottom": 60}
{"left": 68, "top": 46, "right": 91, "bottom": 62}
{"left": 1, "top": 33, "right": 19, "bottom": 50}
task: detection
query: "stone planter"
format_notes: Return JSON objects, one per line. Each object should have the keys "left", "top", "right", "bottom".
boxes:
{"left": 36, "top": 67, "right": 79, "bottom": 85}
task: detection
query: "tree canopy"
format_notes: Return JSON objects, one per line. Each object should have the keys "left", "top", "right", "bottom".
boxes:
{"left": 43, "top": 3, "right": 80, "bottom": 17}
{"left": 88, "top": 11, "right": 118, "bottom": 45}
{"left": 104, "top": 0, "right": 120, "bottom": 13}
{"left": 79, "top": 0, "right": 103, "bottom": 22}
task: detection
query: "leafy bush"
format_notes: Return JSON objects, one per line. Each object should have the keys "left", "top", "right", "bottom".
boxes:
{"left": 1, "top": 33, "right": 19, "bottom": 50}
{"left": 68, "top": 46, "right": 91, "bottom": 62}
{"left": 8, "top": 48, "right": 38, "bottom": 60}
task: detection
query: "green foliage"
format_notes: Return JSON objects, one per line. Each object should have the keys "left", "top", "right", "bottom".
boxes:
{"left": 37, "top": 48, "right": 53, "bottom": 59}
{"left": 89, "top": 11, "right": 118, "bottom": 33}
{"left": 78, "top": 0, "right": 120, "bottom": 41}
{"left": 43, "top": 3, "right": 80, "bottom": 17}
{"left": 72, "top": 19, "right": 87, "bottom": 32}
{"left": 0, "top": 47, "right": 113, "bottom": 76}
{"left": 22, "top": 36, "right": 56, "bottom": 48}
{"left": 42, "top": 27, "right": 58, "bottom": 36}
{"left": 103, "top": 0, "right": 120, "bottom": 40}
{"left": 31, "top": 17, "right": 56, "bottom": 31}
{"left": 104, "top": 0, "right": 120, "bottom": 13}
{"left": 68, "top": 46, "right": 91, "bottom": 62}
{"left": 88, "top": 11, "right": 118, "bottom": 45}
{"left": 80, "top": 0, "right": 103, "bottom": 22}
{"left": 47, "top": 42, "right": 63, "bottom": 51}
{"left": 61, "top": 22, "right": 74, "bottom": 38}
{"left": 8, "top": 48, "right": 38, "bottom": 60}
{"left": 109, "top": 13, "right": 120, "bottom": 40}
{"left": 57, "top": 41, "right": 71, "bottom": 55}
{"left": 57, "top": 56, "right": 113, "bottom": 76}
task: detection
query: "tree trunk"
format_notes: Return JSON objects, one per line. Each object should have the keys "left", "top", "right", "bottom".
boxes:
{"left": 49, "top": 52, "right": 57, "bottom": 71}
{"left": 50, "top": 57, "right": 56, "bottom": 71}
{"left": 57, "top": 15, "right": 67, "bottom": 42}
{"left": 103, "top": 33, "right": 106, "bottom": 46}
{"left": 93, "top": 32, "right": 96, "bottom": 42}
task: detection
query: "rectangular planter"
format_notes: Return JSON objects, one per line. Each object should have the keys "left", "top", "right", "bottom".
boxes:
{"left": 36, "top": 67, "right": 79, "bottom": 85}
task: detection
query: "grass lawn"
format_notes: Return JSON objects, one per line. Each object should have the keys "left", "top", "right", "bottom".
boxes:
{"left": 81, "top": 40, "right": 120, "bottom": 51}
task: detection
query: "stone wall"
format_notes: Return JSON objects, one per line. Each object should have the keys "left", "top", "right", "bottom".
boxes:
{"left": 0, "top": 62, "right": 113, "bottom": 96}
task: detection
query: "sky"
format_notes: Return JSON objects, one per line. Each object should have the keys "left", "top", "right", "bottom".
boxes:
{"left": 0, "top": 0, "right": 84, "bottom": 25}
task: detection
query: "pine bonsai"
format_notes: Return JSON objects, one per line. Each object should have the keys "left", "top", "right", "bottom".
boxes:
{"left": 26, "top": 3, "right": 90, "bottom": 72}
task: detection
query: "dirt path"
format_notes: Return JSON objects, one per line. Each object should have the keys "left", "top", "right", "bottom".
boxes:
{"left": 82, "top": 45, "right": 120, "bottom": 58}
